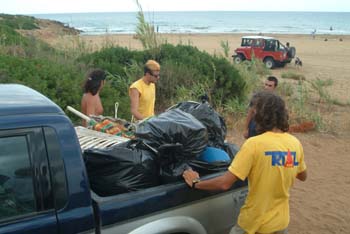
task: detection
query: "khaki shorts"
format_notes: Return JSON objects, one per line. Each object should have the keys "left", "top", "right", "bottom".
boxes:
{"left": 229, "top": 224, "right": 288, "bottom": 234}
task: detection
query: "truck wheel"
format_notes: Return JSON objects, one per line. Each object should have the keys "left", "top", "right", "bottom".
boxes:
{"left": 264, "top": 58, "right": 275, "bottom": 69}
{"left": 288, "top": 47, "right": 296, "bottom": 58}
{"left": 233, "top": 54, "right": 244, "bottom": 64}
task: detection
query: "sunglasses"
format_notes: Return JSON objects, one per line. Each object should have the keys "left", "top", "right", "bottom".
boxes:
{"left": 150, "top": 72, "right": 160, "bottom": 78}
{"left": 264, "top": 83, "right": 273, "bottom": 87}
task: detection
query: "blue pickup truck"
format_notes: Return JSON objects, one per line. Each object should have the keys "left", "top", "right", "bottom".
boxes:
{"left": 0, "top": 84, "right": 247, "bottom": 234}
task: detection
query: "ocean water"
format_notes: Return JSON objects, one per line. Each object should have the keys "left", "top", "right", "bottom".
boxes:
{"left": 32, "top": 11, "right": 350, "bottom": 35}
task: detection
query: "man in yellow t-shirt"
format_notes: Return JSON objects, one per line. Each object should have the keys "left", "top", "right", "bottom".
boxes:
{"left": 129, "top": 60, "right": 160, "bottom": 121}
{"left": 183, "top": 92, "right": 307, "bottom": 234}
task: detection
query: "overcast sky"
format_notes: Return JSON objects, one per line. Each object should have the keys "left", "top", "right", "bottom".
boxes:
{"left": 2, "top": 0, "right": 350, "bottom": 14}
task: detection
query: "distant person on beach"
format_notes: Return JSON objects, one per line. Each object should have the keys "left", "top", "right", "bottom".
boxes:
{"left": 285, "top": 42, "right": 290, "bottom": 54}
{"left": 244, "top": 76, "right": 278, "bottom": 139}
{"left": 129, "top": 60, "right": 160, "bottom": 121}
{"left": 81, "top": 69, "right": 107, "bottom": 126}
{"left": 286, "top": 42, "right": 290, "bottom": 49}
{"left": 330, "top": 26, "right": 333, "bottom": 31}
{"left": 183, "top": 91, "right": 307, "bottom": 234}
{"left": 311, "top": 29, "right": 316, "bottom": 39}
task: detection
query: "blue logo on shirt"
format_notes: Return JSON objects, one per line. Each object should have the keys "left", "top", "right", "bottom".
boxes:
{"left": 265, "top": 150, "right": 299, "bottom": 167}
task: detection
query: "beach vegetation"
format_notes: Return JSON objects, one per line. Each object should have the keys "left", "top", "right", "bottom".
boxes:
{"left": 0, "top": 24, "right": 29, "bottom": 46}
{"left": 277, "top": 81, "right": 294, "bottom": 97}
{"left": 307, "top": 78, "right": 333, "bottom": 103}
{"left": 134, "top": 0, "right": 163, "bottom": 58}
{"left": 0, "top": 14, "right": 39, "bottom": 30}
{"left": 281, "top": 71, "right": 306, "bottom": 80}
{"left": 80, "top": 43, "right": 246, "bottom": 110}
{"left": 224, "top": 97, "right": 247, "bottom": 116}
{"left": 220, "top": 40, "right": 230, "bottom": 58}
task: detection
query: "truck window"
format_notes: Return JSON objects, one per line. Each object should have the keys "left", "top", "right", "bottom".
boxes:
{"left": 242, "top": 38, "right": 253, "bottom": 46}
{"left": 0, "top": 136, "right": 36, "bottom": 221}
{"left": 264, "top": 40, "right": 277, "bottom": 51}
{"left": 252, "top": 39, "right": 262, "bottom": 47}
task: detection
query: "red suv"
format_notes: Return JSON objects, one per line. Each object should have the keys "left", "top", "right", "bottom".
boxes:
{"left": 232, "top": 36, "right": 295, "bottom": 69}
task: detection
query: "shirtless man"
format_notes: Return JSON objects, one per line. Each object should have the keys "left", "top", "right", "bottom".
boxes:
{"left": 81, "top": 69, "right": 106, "bottom": 126}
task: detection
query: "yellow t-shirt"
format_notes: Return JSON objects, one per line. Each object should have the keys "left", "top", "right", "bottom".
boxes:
{"left": 129, "top": 79, "right": 155, "bottom": 119}
{"left": 229, "top": 131, "right": 307, "bottom": 234}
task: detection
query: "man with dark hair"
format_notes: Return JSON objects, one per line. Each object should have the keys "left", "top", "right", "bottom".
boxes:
{"left": 129, "top": 60, "right": 160, "bottom": 121}
{"left": 244, "top": 76, "right": 278, "bottom": 139}
{"left": 81, "top": 69, "right": 107, "bottom": 126}
{"left": 183, "top": 92, "right": 307, "bottom": 234}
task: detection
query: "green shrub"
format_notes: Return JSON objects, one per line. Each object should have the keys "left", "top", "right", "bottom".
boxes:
{"left": 78, "top": 46, "right": 145, "bottom": 75}
{"left": 281, "top": 71, "right": 305, "bottom": 80}
{"left": 0, "top": 24, "right": 29, "bottom": 46}
{"left": 220, "top": 40, "right": 230, "bottom": 58}
{"left": 0, "top": 14, "right": 39, "bottom": 30}
{"left": 0, "top": 54, "right": 83, "bottom": 121}
{"left": 277, "top": 81, "right": 294, "bottom": 97}
{"left": 78, "top": 44, "right": 246, "bottom": 111}
{"left": 308, "top": 78, "right": 333, "bottom": 103}
{"left": 157, "top": 44, "right": 246, "bottom": 107}
{"left": 0, "top": 23, "right": 55, "bottom": 58}
{"left": 224, "top": 97, "right": 247, "bottom": 116}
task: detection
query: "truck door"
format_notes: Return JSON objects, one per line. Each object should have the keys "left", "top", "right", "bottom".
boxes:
{"left": 251, "top": 39, "right": 263, "bottom": 59}
{"left": 0, "top": 128, "right": 58, "bottom": 234}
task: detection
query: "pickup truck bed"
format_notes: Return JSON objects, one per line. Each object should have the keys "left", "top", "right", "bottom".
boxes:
{"left": 93, "top": 177, "right": 247, "bottom": 234}
{"left": 76, "top": 126, "right": 248, "bottom": 233}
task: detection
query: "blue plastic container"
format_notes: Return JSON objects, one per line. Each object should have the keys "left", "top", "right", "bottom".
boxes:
{"left": 199, "top": 147, "right": 230, "bottom": 163}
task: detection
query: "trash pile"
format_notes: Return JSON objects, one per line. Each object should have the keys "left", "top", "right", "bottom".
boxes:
{"left": 79, "top": 102, "right": 239, "bottom": 196}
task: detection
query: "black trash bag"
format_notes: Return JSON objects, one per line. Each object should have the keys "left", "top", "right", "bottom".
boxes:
{"left": 135, "top": 109, "right": 208, "bottom": 159}
{"left": 189, "top": 159, "right": 231, "bottom": 175}
{"left": 159, "top": 158, "right": 231, "bottom": 184}
{"left": 172, "top": 101, "right": 227, "bottom": 148}
{"left": 155, "top": 143, "right": 192, "bottom": 183}
{"left": 157, "top": 144, "right": 232, "bottom": 183}
{"left": 222, "top": 142, "right": 240, "bottom": 159}
{"left": 159, "top": 162, "right": 190, "bottom": 184}
{"left": 84, "top": 141, "right": 159, "bottom": 196}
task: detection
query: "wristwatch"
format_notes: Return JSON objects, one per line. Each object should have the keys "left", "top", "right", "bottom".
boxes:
{"left": 192, "top": 178, "right": 201, "bottom": 189}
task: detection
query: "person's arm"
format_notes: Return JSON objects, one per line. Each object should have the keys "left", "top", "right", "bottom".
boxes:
{"left": 183, "top": 169, "right": 238, "bottom": 191}
{"left": 243, "top": 107, "right": 254, "bottom": 139}
{"left": 129, "top": 88, "right": 144, "bottom": 120}
{"left": 296, "top": 170, "right": 307, "bottom": 181}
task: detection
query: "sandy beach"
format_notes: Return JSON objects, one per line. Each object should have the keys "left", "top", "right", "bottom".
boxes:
{"left": 45, "top": 32, "right": 350, "bottom": 233}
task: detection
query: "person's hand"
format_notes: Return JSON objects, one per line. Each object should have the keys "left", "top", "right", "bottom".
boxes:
{"left": 243, "top": 129, "right": 249, "bottom": 139}
{"left": 182, "top": 169, "right": 200, "bottom": 188}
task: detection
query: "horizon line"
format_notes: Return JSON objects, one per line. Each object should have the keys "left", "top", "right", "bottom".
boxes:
{"left": 2, "top": 10, "right": 349, "bottom": 15}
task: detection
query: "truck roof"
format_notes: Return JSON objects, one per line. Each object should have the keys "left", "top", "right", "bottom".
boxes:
{"left": 0, "top": 84, "right": 64, "bottom": 116}
{"left": 242, "top": 36, "right": 275, "bottom": 40}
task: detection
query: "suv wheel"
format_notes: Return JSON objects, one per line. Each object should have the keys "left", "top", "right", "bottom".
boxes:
{"left": 264, "top": 58, "right": 275, "bottom": 69}
{"left": 287, "top": 47, "right": 296, "bottom": 58}
{"left": 233, "top": 54, "right": 244, "bottom": 64}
